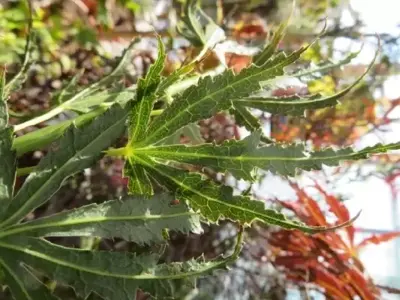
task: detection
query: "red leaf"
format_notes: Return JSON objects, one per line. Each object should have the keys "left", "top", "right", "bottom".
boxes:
{"left": 225, "top": 53, "right": 251, "bottom": 74}
{"left": 356, "top": 232, "right": 400, "bottom": 250}
{"left": 278, "top": 200, "right": 308, "bottom": 221}
{"left": 312, "top": 182, "right": 354, "bottom": 245}
{"left": 291, "top": 183, "right": 328, "bottom": 226}
{"left": 82, "top": 0, "right": 97, "bottom": 15}
{"left": 343, "top": 268, "right": 379, "bottom": 300}
{"left": 313, "top": 183, "right": 350, "bottom": 223}
{"left": 313, "top": 268, "right": 351, "bottom": 299}
{"left": 233, "top": 24, "right": 266, "bottom": 39}
{"left": 274, "top": 255, "right": 310, "bottom": 268}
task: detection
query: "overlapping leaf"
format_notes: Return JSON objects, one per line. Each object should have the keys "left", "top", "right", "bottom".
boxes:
{"left": 292, "top": 50, "right": 360, "bottom": 79}
{"left": 0, "top": 128, "right": 16, "bottom": 208}
{"left": 13, "top": 38, "right": 137, "bottom": 133}
{"left": 177, "top": 0, "right": 224, "bottom": 47}
{"left": 61, "top": 39, "right": 138, "bottom": 109}
{"left": 230, "top": 43, "right": 377, "bottom": 117}
{"left": 125, "top": 162, "right": 154, "bottom": 196}
{"left": 0, "top": 237, "right": 237, "bottom": 300}
{"left": 177, "top": 0, "right": 205, "bottom": 46}
{"left": 13, "top": 89, "right": 136, "bottom": 156}
{"left": 67, "top": 88, "right": 135, "bottom": 113}
{"left": 0, "top": 70, "right": 16, "bottom": 216}
{"left": 133, "top": 130, "right": 400, "bottom": 180}
{"left": 0, "top": 71, "right": 8, "bottom": 129}
{"left": 0, "top": 257, "right": 58, "bottom": 300}
{"left": 53, "top": 70, "right": 84, "bottom": 105}
{"left": 235, "top": 49, "right": 376, "bottom": 116}
{"left": 253, "top": 20, "right": 288, "bottom": 66}
{"left": 13, "top": 106, "right": 108, "bottom": 156}
{"left": 157, "top": 63, "right": 196, "bottom": 96}
{"left": 230, "top": 105, "right": 261, "bottom": 134}
{"left": 0, "top": 194, "right": 201, "bottom": 244}
{"left": 0, "top": 103, "right": 132, "bottom": 228}
{"left": 138, "top": 46, "right": 310, "bottom": 147}
{"left": 160, "top": 123, "right": 204, "bottom": 145}
{"left": 3, "top": 3, "right": 34, "bottom": 97}
{"left": 230, "top": 105, "right": 272, "bottom": 144}
{"left": 128, "top": 37, "right": 165, "bottom": 143}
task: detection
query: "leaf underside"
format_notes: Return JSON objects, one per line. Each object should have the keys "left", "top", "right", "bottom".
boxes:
{"left": 138, "top": 47, "right": 309, "bottom": 147}
{"left": 133, "top": 130, "right": 400, "bottom": 181}
{"left": 0, "top": 236, "right": 233, "bottom": 300}
{"left": 133, "top": 155, "right": 339, "bottom": 233}
{"left": 128, "top": 36, "right": 166, "bottom": 143}
{"left": 0, "top": 103, "right": 131, "bottom": 228}
{"left": 0, "top": 63, "right": 17, "bottom": 216}
{"left": 3, "top": 193, "right": 202, "bottom": 244}
{"left": 120, "top": 32, "right": 383, "bottom": 234}
{"left": 0, "top": 128, "right": 16, "bottom": 211}
{"left": 0, "top": 257, "right": 58, "bottom": 300}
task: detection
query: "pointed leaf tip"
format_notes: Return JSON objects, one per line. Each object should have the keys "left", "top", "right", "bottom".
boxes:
{"left": 307, "top": 210, "right": 361, "bottom": 234}
{"left": 128, "top": 36, "right": 166, "bottom": 143}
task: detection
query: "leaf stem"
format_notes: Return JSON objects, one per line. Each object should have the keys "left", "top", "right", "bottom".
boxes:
{"left": 104, "top": 147, "right": 130, "bottom": 157}
{"left": 231, "top": 225, "right": 244, "bottom": 260}
{"left": 150, "top": 109, "right": 164, "bottom": 116}
{"left": 13, "top": 38, "right": 140, "bottom": 132}
{"left": 15, "top": 145, "right": 134, "bottom": 177}
{"left": 14, "top": 106, "right": 64, "bottom": 131}
{"left": 16, "top": 166, "right": 36, "bottom": 177}
{"left": 0, "top": 223, "right": 245, "bottom": 280}
{"left": 13, "top": 106, "right": 108, "bottom": 156}
{"left": 13, "top": 66, "right": 210, "bottom": 132}
{"left": 12, "top": 107, "right": 164, "bottom": 157}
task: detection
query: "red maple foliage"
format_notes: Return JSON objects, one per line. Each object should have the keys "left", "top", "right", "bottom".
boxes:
{"left": 251, "top": 183, "right": 400, "bottom": 299}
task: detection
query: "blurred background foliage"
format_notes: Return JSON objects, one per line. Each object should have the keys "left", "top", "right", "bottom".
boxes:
{"left": 1, "top": 0, "right": 400, "bottom": 299}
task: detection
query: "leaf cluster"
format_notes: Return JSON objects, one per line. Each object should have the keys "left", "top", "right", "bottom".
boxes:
{"left": 0, "top": 1, "right": 398, "bottom": 299}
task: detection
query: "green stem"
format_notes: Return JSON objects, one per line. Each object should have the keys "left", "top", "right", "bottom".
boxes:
{"left": 12, "top": 107, "right": 164, "bottom": 157}
{"left": 7, "top": 108, "right": 32, "bottom": 119}
{"left": 150, "top": 109, "right": 164, "bottom": 116}
{"left": 13, "top": 68, "right": 209, "bottom": 132}
{"left": 231, "top": 226, "right": 244, "bottom": 260}
{"left": 104, "top": 147, "right": 130, "bottom": 157}
{"left": 292, "top": 51, "right": 359, "bottom": 78}
{"left": 16, "top": 166, "right": 36, "bottom": 177}
{"left": 15, "top": 144, "right": 129, "bottom": 176}
{"left": 13, "top": 106, "right": 108, "bottom": 156}
{"left": 13, "top": 79, "right": 104, "bottom": 132}
{"left": 12, "top": 63, "right": 219, "bottom": 155}
{"left": 14, "top": 106, "right": 64, "bottom": 131}
{"left": 13, "top": 107, "right": 163, "bottom": 173}
{"left": 13, "top": 38, "right": 141, "bottom": 131}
